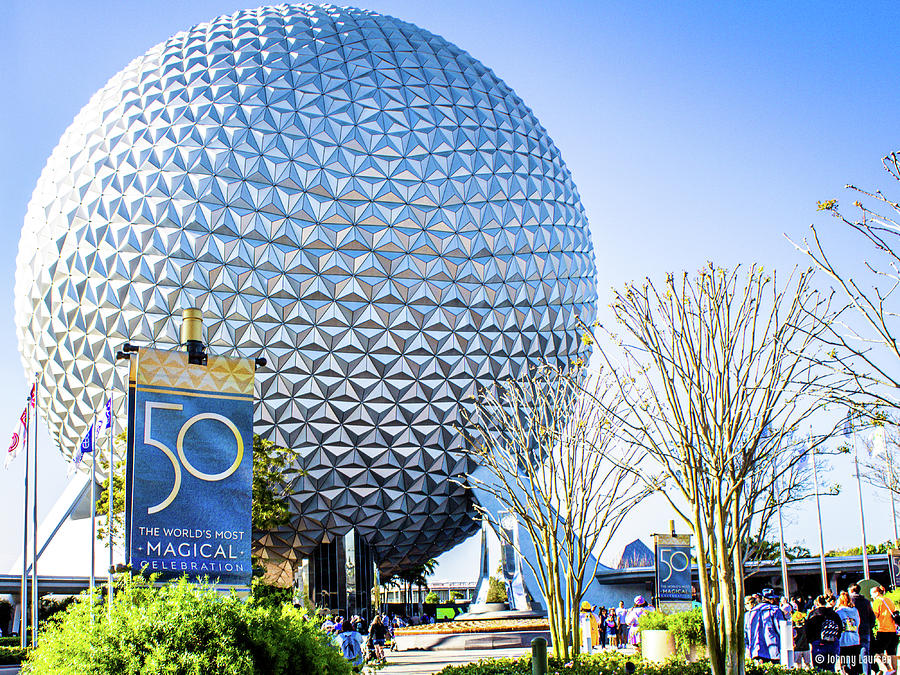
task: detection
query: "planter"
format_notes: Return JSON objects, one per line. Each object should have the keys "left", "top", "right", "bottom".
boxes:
{"left": 685, "top": 643, "right": 707, "bottom": 662}
{"left": 481, "top": 603, "right": 509, "bottom": 612}
{"left": 641, "top": 629, "right": 676, "bottom": 662}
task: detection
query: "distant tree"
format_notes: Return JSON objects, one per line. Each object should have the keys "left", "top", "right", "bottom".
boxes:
{"left": 382, "top": 558, "right": 437, "bottom": 616}
{"left": 486, "top": 576, "right": 507, "bottom": 603}
{"left": 826, "top": 540, "right": 897, "bottom": 557}
{"left": 424, "top": 591, "right": 440, "bottom": 605}
{"left": 250, "top": 435, "right": 301, "bottom": 533}
{"left": 744, "top": 535, "right": 811, "bottom": 561}
{"left": 449, "top": 590, "right": 465, "bottom": 601}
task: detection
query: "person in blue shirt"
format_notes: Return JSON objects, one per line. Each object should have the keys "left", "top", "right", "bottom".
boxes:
{"left": 338, "top": 620, "right": 365, "bottom": 671}
{"left": 746, "top": 588, "right": 784, "bottom": 663}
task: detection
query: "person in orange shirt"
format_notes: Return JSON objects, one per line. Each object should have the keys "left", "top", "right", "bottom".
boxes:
{"left": 871, "top": 586, "right": 898, "bottom": 674}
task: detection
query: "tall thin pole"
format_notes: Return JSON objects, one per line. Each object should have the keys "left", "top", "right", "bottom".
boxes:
{"left": 108, "top": 385, "right": 114, "bottom": 618}
{"left": 776, "top": 488, "right": 790, "bottom": 598}
{"left": 890, "top": 444, "right": 900, "bottom": 543}
{"left": 811, "top": 446, "right": 828, "bottom": 594}
{"left": 20, "top": 394, "right": 30, "bottom": 650}
{"left": 90, "top": 423, "right": 96, "bottom": 620}
{"left": 30, "top": 380, "right": 38, "bottom": 648}
{"left": 853, "top": 428, "right": 871, "bottom": 578}
{"left": 892, "top": 487, "right": 899, "bottom": 544}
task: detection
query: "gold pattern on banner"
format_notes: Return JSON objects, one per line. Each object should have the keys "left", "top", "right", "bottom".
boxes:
{"left": 136, "top": 348, "right": 254, "bottom": 396}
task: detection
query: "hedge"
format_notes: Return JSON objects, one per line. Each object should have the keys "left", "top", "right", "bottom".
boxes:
{"left": 437, "top": 650, "right": 817, "bottom": 675}
{"left": 0, "top": 646, "right": 28, "bottom": 665}
{"left": 21, "top": 576, "right": 351, "bottom": 675}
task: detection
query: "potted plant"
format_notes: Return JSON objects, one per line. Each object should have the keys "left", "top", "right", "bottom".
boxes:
{"left": 667, "top": 607, "right": 706, "bottom": 661}
{"left": 637, "top": 611, "right": 676, "bottom": 662}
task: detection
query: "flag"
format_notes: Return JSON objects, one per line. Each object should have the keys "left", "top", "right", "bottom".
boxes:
{"left": 5, "top": 386, "right": 35, "bottom": 469}
{"left": 5, "top": 407, "right": 27, "bottom": 468}
{"left": 872, "top": 426, "right": 887, "bottom": 457}
{"left": 841, "top": 410, "right": 853, "bottom": 438}
{"left": 102, "top": 398, "right": 112, "bottom": 429}
{"left": 75, "top": 423, "right": 93, "bottom": 466}
{"left": 795, "top": 437, "right": 810, "bottom": 471}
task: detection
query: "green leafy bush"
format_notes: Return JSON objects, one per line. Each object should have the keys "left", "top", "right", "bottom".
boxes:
{"left": 437, "top": 649, "right": 817, "bottom": 674}
{"left": 636, "top": 611, "right": 669, "bottom": 632}
{"left": 635, "top": 608, "right": 705, "bottom": 657}
{"left": 486, "top": 576, "right": 507, "bottom": 603}
{"left": 0, "top": 646, "right": 28, "bottom": 665}
{"left": 666, "top": 607, "right": 705, "bottom": 656}
{"left": 22, "top": 576, "right": 351, "bottom": 675}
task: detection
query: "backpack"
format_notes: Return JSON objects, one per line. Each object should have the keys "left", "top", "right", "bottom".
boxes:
{"left": 819, "top": 615, "right": 841, "bottom": 643}
{"left": 340, "top": 633, "right": 362, "bottom": 664}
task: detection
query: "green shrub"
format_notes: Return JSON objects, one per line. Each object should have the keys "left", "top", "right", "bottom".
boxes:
{"left": 636, "top": 610, "right": 669, "bottom": 631}
{"left": 22, "top": 576, "right": 351, "bottom": 675}
{"left": 486, "top": 576, "right": 507, "bottom": 603}
{"left": 437, "top": 650, "right": 818, "bottom": 674}
{"left": 635, "top": 608, "right": 705, "bottom": 657}
{"left": 249, "top": 576, "right": 293, "bottom": 608}
{"left": 666, "top": 607, "right": 706, "bottom": 656}
{"left": 0, "top": 646, "right": 28, "bottom": 665}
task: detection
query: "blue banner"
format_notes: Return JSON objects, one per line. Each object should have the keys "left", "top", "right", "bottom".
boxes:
{"left": 654, "top": 534, "right": 692, "bottom": 603}
{"left": 127, "top": 348, "right": 255, "bottom": 587}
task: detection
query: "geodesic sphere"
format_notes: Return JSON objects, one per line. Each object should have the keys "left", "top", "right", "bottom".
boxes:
{"left": 15, "top": 3, "right": 596, "bottom": 573}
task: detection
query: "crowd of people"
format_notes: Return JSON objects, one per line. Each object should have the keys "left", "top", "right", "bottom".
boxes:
{"left": 578, "top": 595, "right": 656, "bottom": 651}
{"left": 745, "top": 584, "right": 900, "bottom": 673}
{"left": 320, "top": 612, "right": 399, "bottom": 669}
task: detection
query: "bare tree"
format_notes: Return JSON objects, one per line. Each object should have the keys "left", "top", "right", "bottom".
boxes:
{"left": 590, "top": 264, "right": 842, "bottom": 675}
{"left": 461, "top": 361, "right": 649, "bottom": 661}
{"left": 791, "top": 152, "right": 900, "bottom": 408}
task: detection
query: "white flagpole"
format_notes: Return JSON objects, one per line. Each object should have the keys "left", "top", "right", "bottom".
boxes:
{"left": 30, "top": 380, "right": 38, "bottom": 648}
{"left": 853, "top": 425, "right": 871, "bottom": 578}
{"left": 773, "top": 465, "right": 789, "bottom": 598}
{"left": 811, "top": 443, "right": 828, "bottom": 594}
{"left": 891, "top": 487, "right": 899, "bottom": 544}
{"left": 20, "top": 394, "right": 30, "bottom": 649}
{"left": 108, "top": 387, "right": 114, "bottom": 618}
{"left": 90, "top": 421, "right": 96, "bottom": 621}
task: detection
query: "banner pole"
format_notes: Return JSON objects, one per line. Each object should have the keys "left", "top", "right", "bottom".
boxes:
{"left": 108, "top": 382, "right": 114, "bottom": 618}
{"left": 20, "top": 392, "right": 30, "bottom": 649}
{"left": 90, "top": 423, "right": 96, "bottom": 621}
{"left": 31, "top": 380, "right": 38, "bottom": 648}
{"left": 811, "top": 445, "right": 828, "bottom": 594}
{"left": 775, "top": 469, "right": 790, "bottom": 598}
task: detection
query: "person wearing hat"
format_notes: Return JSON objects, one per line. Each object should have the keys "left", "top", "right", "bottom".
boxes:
{"left": 624, "top": 595, "right": 653, "bottom": 646}
{"left": 745, "top": 588, "right": 784, "bottom": 663}
{"left": 579, "top": 601, "right": 600, "bottom": 653}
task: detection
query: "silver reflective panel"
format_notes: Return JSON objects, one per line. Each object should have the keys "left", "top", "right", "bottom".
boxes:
{"left": 16, "top": 4, "right": 596, "bottom": 573}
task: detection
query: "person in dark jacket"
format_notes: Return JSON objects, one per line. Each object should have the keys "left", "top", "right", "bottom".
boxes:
{"left": 850, "top": 584, "right": 876, "bottom": 675}
{"left": 806, "top": 595, "right": 844, "bottom": 672}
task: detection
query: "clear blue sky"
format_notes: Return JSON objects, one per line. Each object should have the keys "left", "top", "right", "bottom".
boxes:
{"left": 2, "top": 0, "right": 900, "bottom": 579}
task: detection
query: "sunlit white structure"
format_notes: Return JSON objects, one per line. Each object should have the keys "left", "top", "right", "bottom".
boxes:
{"left": 15, "top": 3, "right": 596, "bottom": 574}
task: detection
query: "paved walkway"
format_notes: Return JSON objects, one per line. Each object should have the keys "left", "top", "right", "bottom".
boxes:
{"left": 377, "top": 647, "right": 529, "bottom": 675}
